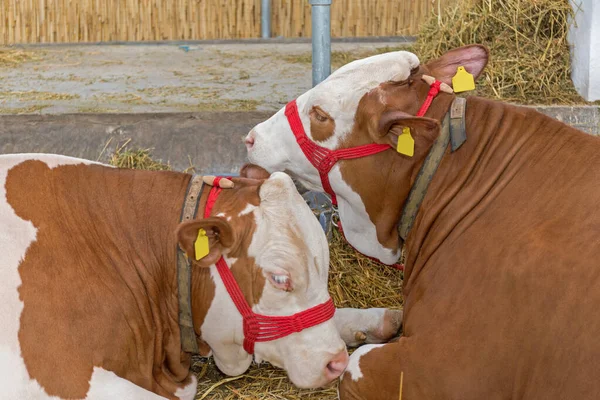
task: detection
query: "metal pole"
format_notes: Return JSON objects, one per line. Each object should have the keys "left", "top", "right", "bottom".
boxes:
{"left": 261, "top": 0, "right": 271, "bottom": 39}
{"left": 310, "top": 0, "right": 332, "bottom": 87}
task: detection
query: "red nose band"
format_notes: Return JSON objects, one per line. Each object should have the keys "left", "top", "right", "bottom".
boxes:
{"left": 204, "top": 177, "right": 336, "bottom": 354}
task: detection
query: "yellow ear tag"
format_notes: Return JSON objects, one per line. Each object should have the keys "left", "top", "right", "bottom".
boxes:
{"left": 452, "top": 66, "right": 475, "bottom": 93}
{"left": 396, "top": 127, "right": 414, "bottom": 157}
{"left": 194, "top": 229, "right": 210, "bottom": 261}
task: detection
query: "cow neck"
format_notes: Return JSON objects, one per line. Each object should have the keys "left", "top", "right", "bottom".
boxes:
{"left": 284, "top": 82, "right": 466, "bottom": 269}
{"left": 397, "top": 96, "right": 467, "bottom": 241}
{"left": 203, "top": 177, "right": 336, "bottom": 355}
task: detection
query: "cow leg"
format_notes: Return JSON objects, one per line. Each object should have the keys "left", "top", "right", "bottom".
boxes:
{"left": 334, "top": 308, "right": 402, "bottom": 347}
{"left": 338, "top": 341, "right": 409, "bottom": 400}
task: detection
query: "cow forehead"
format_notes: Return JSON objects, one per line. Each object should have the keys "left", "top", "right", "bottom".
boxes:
{"left": 299, "top": 51, "right": 419, "bottom": 114}
{"left": 252, "top": 173, "right": 328, "bottom": 273}
{"left": 294, "top": 51, "right": 420, "bottom": 147}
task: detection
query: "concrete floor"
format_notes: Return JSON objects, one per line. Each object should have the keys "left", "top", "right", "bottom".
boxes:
{"left": 0, "top": 41, "right": 411, "bottom": 115}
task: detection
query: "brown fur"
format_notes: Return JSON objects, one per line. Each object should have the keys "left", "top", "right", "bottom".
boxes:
{"left": 310, "top": 106, "right": 337, "bottom": 142}
{"left": 6, "top": 161, "right": 265, "bottom": 399}
{"left": 337, "top": 46, "right": 600, "bottom": 399}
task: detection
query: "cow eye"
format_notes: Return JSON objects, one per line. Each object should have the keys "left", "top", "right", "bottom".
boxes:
{"left": 312, "top": 107, "right": 330, "bottom": 123}
{"left": 269, "top": 273, "right": 292, "bottom": 291}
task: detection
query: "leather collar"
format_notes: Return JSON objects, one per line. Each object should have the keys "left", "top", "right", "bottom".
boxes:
{"left": 397, "top": 97, "right": 467, "bottom": 241}
{"left": 177, "top": 175, "right": 205, "bottom": 354}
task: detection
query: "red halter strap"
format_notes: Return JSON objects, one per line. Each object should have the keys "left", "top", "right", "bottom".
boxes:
{"left": 416, "top": 80, "right": 442, "bottom": 117}
{"left": 283, "top": 80, "right": 445, "bottom": 272}
{"left": 204, "top": 177, "right": 336, "bottom": 354}
{"left": 285, "top": 100, "right": 389, "bottom": 206}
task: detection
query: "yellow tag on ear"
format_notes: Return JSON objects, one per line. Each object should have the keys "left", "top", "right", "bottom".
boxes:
{"left": 194, "top": 229, "right": 210, "bottom": 261}
{"left": 396, "top": 127, "right": 414, "bottom": 157}
{"left": 452, "top": 66, "right": 475, "bottom": 93}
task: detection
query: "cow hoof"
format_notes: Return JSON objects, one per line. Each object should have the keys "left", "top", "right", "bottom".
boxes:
{"left": 365, "top": 309, "right": 402, "bottom": 344}
{"left": 335, "top": 308, "right": 403, "bottom": 347}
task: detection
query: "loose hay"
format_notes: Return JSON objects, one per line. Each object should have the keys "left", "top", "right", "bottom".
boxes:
{"left": 106, "top": 143, "right": 404, "bottom": 399}
{"left": 0, "top": 49, "right": 40, "bottom": 67}
{"left": 107, "top": 140, "right": 172, "bottom": 171}
{"left": 0, "top": 91, "right": 79, "bottom": 101}
{"left": 413, "top": 0, "right": 584, "bottom": 104}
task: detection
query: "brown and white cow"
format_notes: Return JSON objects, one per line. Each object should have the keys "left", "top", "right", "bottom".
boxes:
{"left": 0, "top": 154, "right": 400, "bottom": 399}
{"left": 246, "top": 45, "right": 600, "bottom": 399}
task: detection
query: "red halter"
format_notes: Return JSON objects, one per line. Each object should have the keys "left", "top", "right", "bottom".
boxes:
{"left": 284, "top": 81, "right": 444, "bottom": 271}
{"left": 205, "top": 177, "right": 336, "bottom": 354}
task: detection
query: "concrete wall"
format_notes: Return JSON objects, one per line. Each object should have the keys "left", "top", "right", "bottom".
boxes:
{"left": 1, "top": 107, "right": 597, "bottom": 173}
{"left": 0, "top": 112, "right": 272, "bottom": 173}
{"left": 569, "top": 0, "right": 600, "bottom": 101}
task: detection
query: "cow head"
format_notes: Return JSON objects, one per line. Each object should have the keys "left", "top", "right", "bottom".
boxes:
{"left": 246, "top": 45, "right": 488, "bottom": 264}
{"left": 177, "top": 167, "right": 347, "bottom": 388}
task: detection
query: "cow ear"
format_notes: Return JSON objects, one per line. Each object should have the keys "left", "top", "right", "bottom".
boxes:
{"left": 425, "top": 44, "right": 489, "bottom": 85}
{"left": 377, "top": 111, "right": 440, "bottom": 157}
{"left": 240, "top": 163, "right": 270, "bottom": 180}
{"left": 176, "top": 217, "right": 235, "bottom": 268}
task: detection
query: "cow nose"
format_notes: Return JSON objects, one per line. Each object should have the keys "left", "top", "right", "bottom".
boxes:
{"left": 245, "top": 130, "right": 256, "bottom": 150}
{"left": 324, "top": 348, "right": 349, "bottom": 381}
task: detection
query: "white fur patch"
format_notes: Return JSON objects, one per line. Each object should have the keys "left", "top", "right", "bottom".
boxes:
{"left": 331, "top": 166, "right": 400, "bottom": 264}
{"left": 174, "top": 375, "right": 198, "bottom": 400}
{"left": 199, "top": 255, "right": 251, "bottom": 377}
{"left": 216, "top": 212, "right": 231, "bottom": 221}
{"left": 343, "top": 344, "right": 386, "bottom": 382}
{"left": 238, "top": 203, "right": 257, "bottom": 216}
{"left": 86, "top": 368, "right": 168, "bottom": 399}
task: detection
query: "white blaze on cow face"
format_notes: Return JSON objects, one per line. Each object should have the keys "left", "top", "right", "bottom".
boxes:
{"left": 200, "top": 172, "right": 347, "bottom": 388}
{"left": 246, "top": 51, "right": 419, "bottom": 265}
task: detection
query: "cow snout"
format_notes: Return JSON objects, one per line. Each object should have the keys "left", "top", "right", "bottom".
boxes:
{"left": 324, "top": 348, "right": 349, "bottom": 381}
{"left": 245, "top": 130, "right": 256, "bottom": 150}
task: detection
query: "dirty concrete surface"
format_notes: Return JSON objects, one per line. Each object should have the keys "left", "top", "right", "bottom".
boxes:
{"left": 0, "top": 41, "right": 411, "bottom": 115}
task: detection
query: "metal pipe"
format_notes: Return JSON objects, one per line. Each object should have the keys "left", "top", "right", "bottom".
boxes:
{"left": 261, "top": 0, "right": 271, "bottom": 39}
{"left": 310, "top": 0, "right": 332, "bottom": 87}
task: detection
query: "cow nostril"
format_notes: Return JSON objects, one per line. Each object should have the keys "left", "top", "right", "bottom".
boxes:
{"left": 325, "top": 349, "right": 349, "bottom": 379}
{"left": 245, "top": 131, "right": 256, "bottom": 150}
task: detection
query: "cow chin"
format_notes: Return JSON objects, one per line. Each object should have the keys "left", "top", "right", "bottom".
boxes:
{"left": 212, "top": 346, "right": 253, "bottom": 377}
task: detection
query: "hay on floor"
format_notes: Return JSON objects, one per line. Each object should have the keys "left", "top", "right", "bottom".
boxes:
{"left": 413, "top": 0, "right": 584, "bottom": 104}
{"left": 0, "top": 49, "right": 39, "bottom": 67}
{"left": 105, "top": 144, "right": 403, "bottom": 399}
